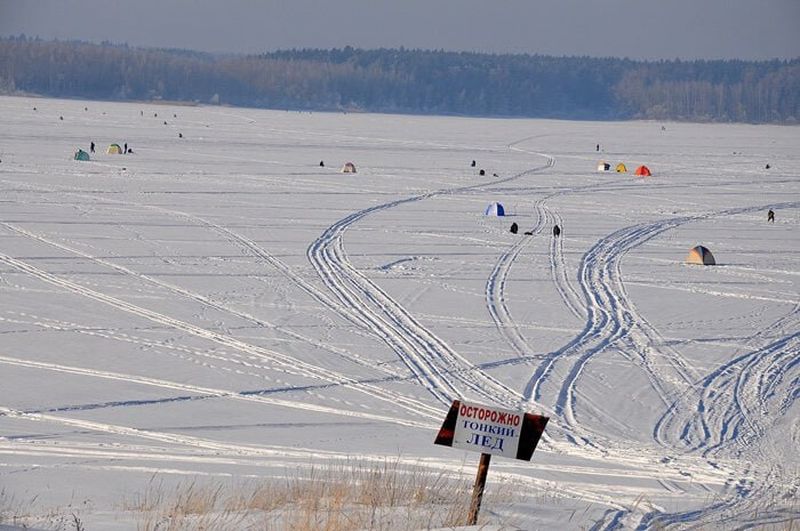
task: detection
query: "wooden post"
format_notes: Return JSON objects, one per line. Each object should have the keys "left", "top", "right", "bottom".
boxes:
{"left": 467, "top": 452, "right": 492, "bottom": 525}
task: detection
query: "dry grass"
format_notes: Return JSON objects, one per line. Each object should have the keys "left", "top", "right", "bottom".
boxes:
{"left": 0, "top": 487, "right": 88, "bottom": 530}
{"left": 124, "top": 458, "right": 511, "bottom": 530}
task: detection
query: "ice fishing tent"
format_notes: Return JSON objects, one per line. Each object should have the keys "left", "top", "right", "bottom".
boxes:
{"left": 484, "top": 202, "right": 505, "bottom": 216}
{"left": 341, "top": 162, "right": 357, "bottom": 173}
{"left": 686, "top": 245, "right": 716, "bottom": 265}
{"left": 597, "top": 161, "right": 611, "bottom": 172}
{"left": 616, "top": 163, "right": 627, "bottom": 173}
{"left": 634, "top": 165, "right": 652, "bottom": 176}
{"left": 107, "top": 144, "right": 123, "bottom": 155}
{"left": 73, "top": 149, "right": 90, "bottom": 161}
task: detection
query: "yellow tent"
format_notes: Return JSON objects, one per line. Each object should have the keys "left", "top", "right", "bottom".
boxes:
{"left": 686, "top": 245, "right": 716, "bottom": 265}
{"left": 616, "top": 163, "right": 627, "bottom": 173}
{"left": 107, "top": 143, "right": 122, "bottom": 155}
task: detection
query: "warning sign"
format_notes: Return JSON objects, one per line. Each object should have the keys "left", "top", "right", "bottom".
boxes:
{"left": 434, "top": 400, "right": 548, "bottom": 461}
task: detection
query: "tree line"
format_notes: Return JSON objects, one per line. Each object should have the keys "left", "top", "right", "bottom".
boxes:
{"left": 1, "top": 36, "right": 797, "bottom": 123}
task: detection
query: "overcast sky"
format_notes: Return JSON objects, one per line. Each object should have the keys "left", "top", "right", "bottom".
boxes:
{"left": 1, "top": 0, "right": 798, "bottom": 60}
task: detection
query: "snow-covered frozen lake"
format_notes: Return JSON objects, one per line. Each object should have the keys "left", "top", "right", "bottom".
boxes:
{"left": 0, "top": 95, "right": 797, "bottom": 529}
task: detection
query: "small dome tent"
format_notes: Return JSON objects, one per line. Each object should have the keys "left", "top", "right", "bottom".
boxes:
{"left": 686, "top": 245, "right": 716, "bottom": 265}
{"left": 616, "top": 163, "right": 627, "bottom": 173}
{"left": 484, "top": 202, "right": 505, "bottom": 216}
{"left": 597, "top": 161, "right": 611, "bottom": 172}
{"left": 74, "top": 149, "right": 90, "bottom": 161}
{"left": 107, "top": 144, "right": 123, "bottom": 155}
{"left": 634, "top": 165, "right": 652, "bottom": 176}
{"left": 341, "top": 162, "right": 357, "bottom": 173}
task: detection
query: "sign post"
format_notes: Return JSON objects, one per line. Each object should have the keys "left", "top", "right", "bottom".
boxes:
{"left": 434, "top": 400, "right": 548, "bottom": 525}
{"left": 467, "top": 452, "right": 491, "bottom": 525}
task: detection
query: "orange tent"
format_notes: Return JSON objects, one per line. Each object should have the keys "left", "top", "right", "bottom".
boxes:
{"left": 686, "top": 245, "right": 716, "bottom": 265}
{"left": 634, "top": 165, "right": 652, "bottom": 176}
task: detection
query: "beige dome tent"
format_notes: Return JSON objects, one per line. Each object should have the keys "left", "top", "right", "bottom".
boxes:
{"left": 341, "top": 162, "right": 357, "bottom": 173}
{"left": 107, "top": 143, "right": 123, "bottom": 155}
{"left": 597, "top": 161, "right": 611, "bottom": 172}
{"left": 686, "top": 245, "right": 716, "bottom": 265}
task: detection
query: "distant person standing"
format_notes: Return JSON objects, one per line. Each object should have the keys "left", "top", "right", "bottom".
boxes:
{"left": 553, "top": 224, "right": 561, "bottom": 237}
{"left": 596, "top": 144, "right": 600, "bottom": 152}
{"left": 90, "top": 141, "right": 95, "bottom": 154}
{"left": 124, "top": 143, "right": 128, "bottom": 154}
{"left": 768, "top": 209, "right": 775, "bottom": 223}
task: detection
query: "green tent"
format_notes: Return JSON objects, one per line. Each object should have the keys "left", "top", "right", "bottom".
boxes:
{"left": 74, "top": 149, "right": 90, "bottom": 161}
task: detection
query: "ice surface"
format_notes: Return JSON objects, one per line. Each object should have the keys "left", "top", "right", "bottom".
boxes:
{"left": 0, "top": 96, "right": 797, "bottom": 529}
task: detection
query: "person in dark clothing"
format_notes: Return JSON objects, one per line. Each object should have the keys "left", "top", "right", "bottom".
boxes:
{"left": 765, "top": 164, "right": 771, "bottom": 169}
{"left": 479, "top": 169, "right": 485, "bottom": 176}
{"left": 510, "top": 222, "right": 518, "bottom": 234}
{"left": 768, "top": 209, "right": 775, "bottom": 223}
{"left": 178, "top": 133, "right": 183, "bottom": 138}
{"left": 553, "top": 225, "right": 561, "bottom": 237}
{"left": 124, "top": 143, "right": 128, "bottom": 154}
{"left": 319, "top": 160, "right": 325, "bottom": 167}
{"left": 90, "top": 142, "right": 95, "bottom": 153}
{"left": 596, "top": 144, "right": 600, "bottom": 152}
{"left": 471, "top": 160, "right": 476, "bottom": 167}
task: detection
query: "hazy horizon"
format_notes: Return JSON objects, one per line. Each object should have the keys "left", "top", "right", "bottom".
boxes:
{"left": 1, "top": 0, "right": 799, "bottom": 61}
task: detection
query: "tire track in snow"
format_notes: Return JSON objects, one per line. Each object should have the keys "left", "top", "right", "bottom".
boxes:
{"left": 307, "top": 156, "right": 555, "bottom": 408}
{"left": 0, "top": 354, "right": 436, "bottom": 428}
{"left": 548, "top": 209, "right": 585, "bottom": 321}
{"left": 525, "top": 203, "right": 799, "bottom": 439}
{"left": 655, "top": 307, "right": 800, "bottom": 455}
{"left": 484, "top": 160, "right": 558, "bottom": 363}
{"left": 0, "top": 180, "right": 451, "bottom": 418}
{"left": 0, "top": 252, "right": 443, "bottom": 420}
{"left": 533, "top": 202, "right": 800, "bottom": 529}
{"left": 0, "top": 221, "right": 406, "bottom": 381}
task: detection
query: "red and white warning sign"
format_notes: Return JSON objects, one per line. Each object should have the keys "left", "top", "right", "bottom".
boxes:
{"left": 434, "top": 399, "right": 548, "bottom": 461}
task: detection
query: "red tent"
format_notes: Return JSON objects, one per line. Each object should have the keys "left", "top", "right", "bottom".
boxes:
{"left": 634, "top": 165, "right": 652, "bottom": 176}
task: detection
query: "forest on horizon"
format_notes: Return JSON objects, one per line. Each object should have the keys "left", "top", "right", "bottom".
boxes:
{"left": 0, "top": 36, "right": 798, "bottom": 123}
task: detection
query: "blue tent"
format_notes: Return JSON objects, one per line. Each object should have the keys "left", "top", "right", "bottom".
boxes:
{"left": 484, "top": 202, "right": 505, "bottom": 216}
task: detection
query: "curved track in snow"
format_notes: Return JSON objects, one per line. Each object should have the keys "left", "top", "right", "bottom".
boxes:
{"left": 534, "top": 201, "right": 800, "bottom": 529}
{"left": 526, "top": 203, "right": 798, "bottom": 434}
{"left": 307, "top": 153, "right": 555, "bottom": 408}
